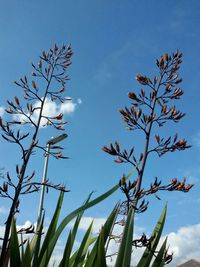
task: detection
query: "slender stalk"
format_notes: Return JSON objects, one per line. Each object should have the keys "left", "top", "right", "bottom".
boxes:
{"left": 0, "top": 63, "right": 55, "bottom": 265}
{"left": 135, "top": 72, "right": 165, "bottom": 199}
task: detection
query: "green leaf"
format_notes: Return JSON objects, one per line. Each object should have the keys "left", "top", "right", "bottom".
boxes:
{"left": 96, "top": 227, "right": 107, "bottom": 267}
{"left": 20, "top": 241, "right": 31, "bottom": 267}
{"left": 59, "top": 230, "right": 73, "bottom": 267}
{"left": 10, "top": 215, "right": 21, "bottom": 267}
{"left": 40, "top": 167, "right": 136, "bottom": 265}
{"left": 38, "top": 191, "right": 64, "bottom": 264}
{"left": 151, "top": 237, "right": 167, "bottom": 267}
{"left": 59, "top": 193, "right": 93, "bottom": 267}
{"left": 32, "top": 213, "right": 45, "bottom": 267}
{"left": 115, "top": 207, "right": 134, "bottom": 267}
{"left": 85, "top": 203, "right": 120, "bottom": 267}
{"left": 69, "top": 236, "right": 97, "bottom": 267}
{"left": 137, "top": 205, "right": 167, "bottom": 267}
{"left": 71, "top": 221, "right": 94, "bottom": 267}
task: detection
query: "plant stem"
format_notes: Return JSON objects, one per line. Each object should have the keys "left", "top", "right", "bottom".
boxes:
{"left": 135, "top": 72, "right": 165, "bottom": 201}
{"left": 0, "top": 64, "right": 55, "bottom": 265}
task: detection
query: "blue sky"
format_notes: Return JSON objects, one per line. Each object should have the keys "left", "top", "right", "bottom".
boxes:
{"left": 0, "top": 0, "right": 200, "bottom": 265}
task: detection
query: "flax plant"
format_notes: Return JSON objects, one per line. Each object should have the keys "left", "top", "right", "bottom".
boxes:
{"left": 0, "top": 43, "right": 73, "bottom": 264}
{"left": 103, "top": 50, "right": 193, "bottom": 262}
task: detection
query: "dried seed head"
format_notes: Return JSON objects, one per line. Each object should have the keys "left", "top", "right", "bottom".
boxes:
{"left": 159, "top": 56, "right": 164, "bottom": 67}
{"left": 38, "top": 60, "right": 42, "bottom": 69}
{"left": 115, "top": 142, "right": 120, "bottom": 152}
{"left": 164, "top": 53, "right": 168, "bottom": 61}
{"left": 121, "top": 176, "right": 126, "bottom": 185}
{"left": 135, "top": 74, "right": 149, "bottom": 85}
{"left": 137, "top": 108, "right": 142, "bottom": 118}
{"left": 14, "top": 96, "right": 20, "bottom": 106}
{"left": 114, "top": 157, "right": 124, "bottom": 163}
{"left": 128, "top": 92, "right": 137, "bottom": 100}
{"left": 32, "top": 81, "right": 37, "bottom": 89}
{"left": 55, "top": 113, "right": 63, "bottom": 120}
{"left": 54, "top": 43, "right": 58, "bottom": 51}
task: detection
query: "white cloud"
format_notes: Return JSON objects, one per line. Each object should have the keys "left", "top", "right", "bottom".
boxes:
{"left": 75, "top": 217, "right": 200, "bottom": 266}
{"left": 60, "top": 100, "right": 76, "bottom": 114}
{"left": 0, "top": 220, "right": 35, "bottom": 245}
{"left": 106, "top": 223, "right": 200, "bottom": 266}
{"left": 67, "top": 215, "right": 146, "bottom": 266}
{"left": 15, "top": 97, "right": 81, "bottom": 127}
{"left": 0, "top": 216, "right": 198, "bottom": 267}
{"left": 163, "top": 224, "right": 200, "bottom": 266}
{"left": 68, "top": 216, "right": 106, "bottom": 234}
{"left": 106, "top": 220, "right": 145, "bottom": 266}
{"left": 0, "top": 206, "right": 7, "bottom": 214}
{"left": 0, "top": 106, "right": 4, "bottom": 117}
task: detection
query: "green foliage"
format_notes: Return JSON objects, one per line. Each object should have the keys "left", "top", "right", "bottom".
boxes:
{"left": 137, "top": 205, "right": 167, "bottom": 267}
{"left": 8, "top": 168, "right": 168, "bottom": 266}
{"left": 114, "top": 207, "right": 134, "bottom": 267}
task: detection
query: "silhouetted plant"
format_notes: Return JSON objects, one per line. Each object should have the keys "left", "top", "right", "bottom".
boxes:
{"left": 0, "top": 43, "right": 72, "bottom": 264}
{"left": 103, "top": 50, "right": 192, "bottom": 263}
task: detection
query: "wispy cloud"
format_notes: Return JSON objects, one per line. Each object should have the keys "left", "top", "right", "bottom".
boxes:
{"left": 68, "top": 216, "right": 106, "bottom": 234}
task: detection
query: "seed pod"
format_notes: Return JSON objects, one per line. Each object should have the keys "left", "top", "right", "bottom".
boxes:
{"left": 54, "top": 43, "right": 58, "bottom": 51}
{"left": 16, "top": 165, "right": 19, "bottom": 174}
{"left": 154, "top": 76, "right": 158, "bottom": 84}
{"left": 115, "top": 142, "right": 120, "bottom": 152}
{"left": 102, "top": 146, "right": 112, "bottom": 154}
{"left": 114, "top": 157, "right": 124, "bottom": 163}
{"left": 128, "top": 92, "right": 137, "bottom": 100}
{"left": 5, "top": 108, "right": 13, "bottom": 114}
{"left": 42, "top": 51, "right": 47, "bottom": 59}
{"left": 155, "top": 135, "right": 160, "bottom": 144}
{"left": 130, "top": 106, "right": 135, "bottom": 115}
{"left": 178, "top": 139, "right": 185, "bottom": 146}
{"left": 32, "top": 81, "right": 37, "bottom": 89}
{"left": 14, "top": 96, "right": 20, "bottom": 105}
{"left": 38, "top": 60, "right": 42, "bottom": 69}
{"left": 165, "top": 84, "right": 171, "bottom": 92}
{"left": 3, "top": 182, "right": 8, "bottom": 192}
{"left": 184, "top": 184, "right": 193, "bottom": 191}
{"left": 55, "top": 113, "right": 63, "bottom": 120}
{"left": 175, "top": 79, "right": 183, "bottom": 84}
{"left": 164, "top": 53, "right": 168, "bottom": 61}
{"left": 162, "top": 105, "right": 167, "bottom": 113}
{"left": 137, "top": 108, "right": 142, "bottom": 118}
{"left": 159, "top": 56, "right": 164, "bottom": 66}
{"left": 139, "top": 153, "right": 143, "bottom": 161}
{"left": 121, "top": 176, "right": 126, "bottom": 185}
{"left": 60, "top": 88, "right": 65, "bottom": 93}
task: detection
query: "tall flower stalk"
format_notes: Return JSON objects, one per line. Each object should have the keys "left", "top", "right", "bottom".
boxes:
{"left": 0, "top": 43, "right": 73, "bottom": 264}
{"left": 103, "top": 50, "right": 193, "bottom": 260}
